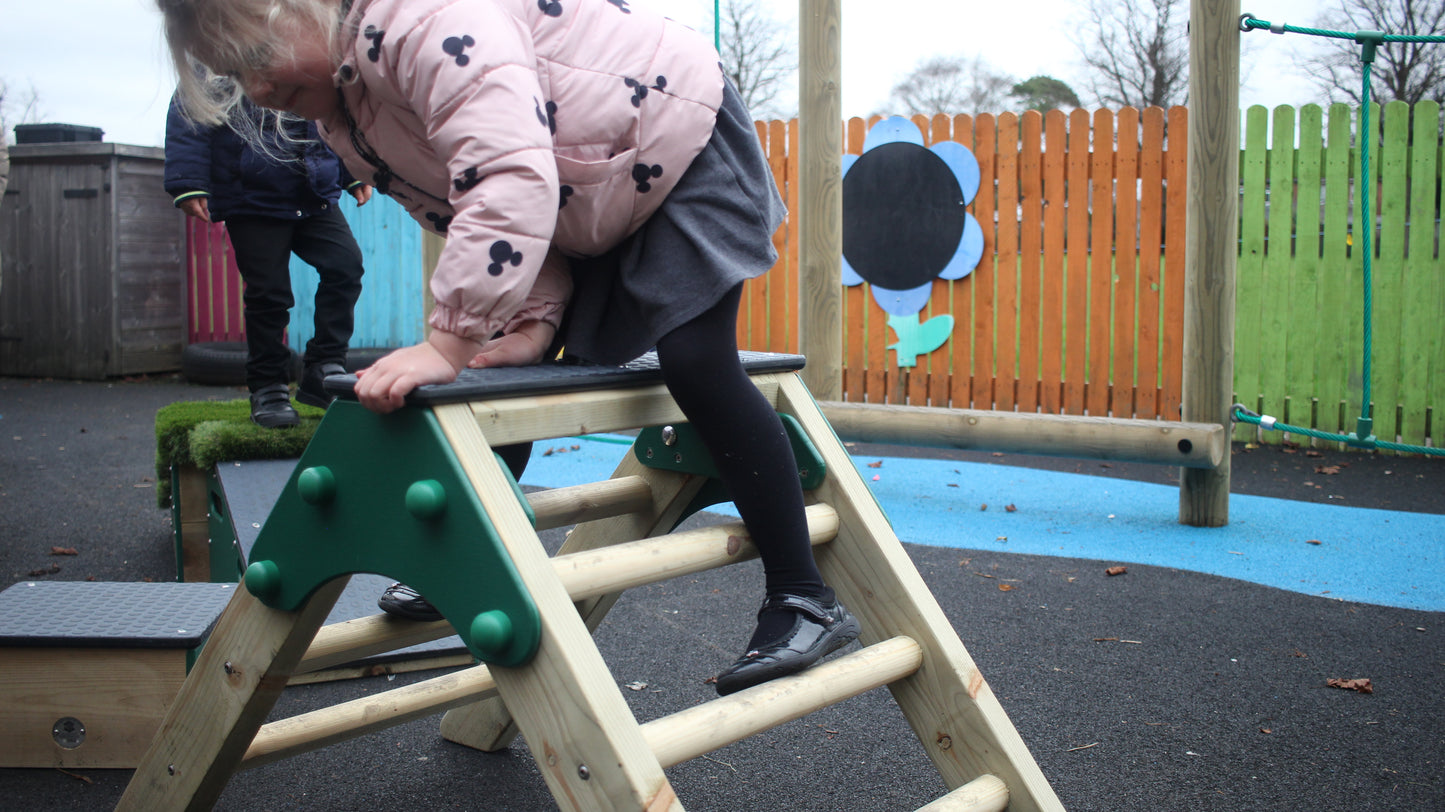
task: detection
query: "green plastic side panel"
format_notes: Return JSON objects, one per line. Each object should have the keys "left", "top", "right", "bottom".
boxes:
{"left": 633, "top": 414, "right": 827, "bottom": 519}
{"left": 206, "top": 470, "right": 244, "bottom": 584}
{"left": 169, "top": 465, "right": 184, "bottom": 583}
{"left": 243, "top": 401, "right": 541, "bottom": 668}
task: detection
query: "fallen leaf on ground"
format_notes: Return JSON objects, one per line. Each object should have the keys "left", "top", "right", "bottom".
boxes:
{"left": 980, "top": 503, "right": 988, "bottom": 511}
{"left": 1326, "top": 677, "right": 1373, "bottom": 694}
{"left": 1315, "top": 465, "right": 1342, "bottom": 475}
{"left": 50, "top": 547, "right": 78, "bottom": 556}
{"left": 1005, "top": 504, "right": 1017, "bottom": 512}
{"left": 28, "top": 564, "right": 61, "bottom": 576}
{"left": 1105, "top": 566, "right": 1128, "bottom": 576}
{"left": 998, "top": 584, "right": 1015, "bottom": 592}
{"left": 1259, "top": 728, "right": 1272, "bottom": 734}
{"left": 625, "top": 681, "right": 648, "bottom": 691}
{"left": 1305, "top": 450, "right": 1323, "bottom": 457}
{"left": 867, "top": 460, "right": 883, "bottom": 468}
{"left": 1306, "top": 540, "right": 1322, "bottom": 545}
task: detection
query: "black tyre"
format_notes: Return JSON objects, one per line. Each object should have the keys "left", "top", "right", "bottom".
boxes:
{"left": 181, "top": 341, "right": 301, "bottom": 386}
{"left": 344, "top": 347, "right": 396, "bottom": 372}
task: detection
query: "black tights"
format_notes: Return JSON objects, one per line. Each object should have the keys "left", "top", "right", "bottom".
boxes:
{"left": 654, "top": 284, "right": 828, "bottom": 602}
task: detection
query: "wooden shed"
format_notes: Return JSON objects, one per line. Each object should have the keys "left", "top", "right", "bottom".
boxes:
{"left": 0, "top": 142, "right": 186, "bottom": 379}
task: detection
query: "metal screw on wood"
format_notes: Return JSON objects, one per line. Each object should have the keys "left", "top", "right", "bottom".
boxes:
{"left": 577, "top": 764, "right": 591, "bottom": 780}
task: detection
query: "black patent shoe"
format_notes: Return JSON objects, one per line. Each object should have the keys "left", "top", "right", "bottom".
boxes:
{"left": 297, "top": 361, "right": 346, "bottom": 409}
{"left": 377, "top": 582, "right": 444, "bottom": 622}
{"left": 249, "top": 382, "right": 299, "bottom": 428}
{"left": 714, "top": 593, "right": 861, "bottom": 696}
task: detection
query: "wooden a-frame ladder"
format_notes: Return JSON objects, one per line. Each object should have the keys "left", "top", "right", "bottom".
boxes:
{"left": 117, "top": 353, "right": 1064, "bottom": 812}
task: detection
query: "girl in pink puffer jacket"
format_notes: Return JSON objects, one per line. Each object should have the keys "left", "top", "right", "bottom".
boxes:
{"left": 159, "top": 0, "right": 857, "bottom": 697}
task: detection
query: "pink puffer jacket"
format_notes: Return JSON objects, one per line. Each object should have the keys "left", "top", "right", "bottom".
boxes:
{"left": 320, "top": 0, "right": 724, "bottom": 342}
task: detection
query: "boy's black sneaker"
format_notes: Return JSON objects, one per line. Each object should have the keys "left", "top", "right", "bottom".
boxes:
{"left": 249, "top": 382, "right": 299, "bottom": 429}
{"left": 297, "top": 361, "right": 346, "bottom": 409}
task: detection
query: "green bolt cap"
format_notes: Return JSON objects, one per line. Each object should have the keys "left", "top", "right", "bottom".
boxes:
{"left": 406, "top": 479, "right": 448, "bottom": 520}
{"left": 297, "top": 466, "right": 337, "bottom": 505}
{"left": 244, "top": 559, "right": 281, "bottom": 600}
{"left": 470, "top": 609, "right": 514, "bottom": 659}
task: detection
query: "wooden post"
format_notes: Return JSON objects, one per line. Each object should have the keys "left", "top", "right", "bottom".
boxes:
{"left": 1180, "top": 0, "right": 1240, "bottom": 526}
{"left": 797, "top": 0, "right": 843, "bottom": 399}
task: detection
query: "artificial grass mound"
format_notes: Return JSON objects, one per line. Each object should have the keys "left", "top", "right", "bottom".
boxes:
{"left": 155, "top": 398, "right": 325, "bottom": 507}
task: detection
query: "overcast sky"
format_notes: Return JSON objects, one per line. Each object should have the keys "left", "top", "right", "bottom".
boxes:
{"left": 3, "top": 0, "right": 1328, "bottom": 148}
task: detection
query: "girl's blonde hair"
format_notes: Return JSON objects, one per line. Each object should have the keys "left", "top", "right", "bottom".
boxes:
{"left": 156, "top": 0, "right": 345, "bottom": 127}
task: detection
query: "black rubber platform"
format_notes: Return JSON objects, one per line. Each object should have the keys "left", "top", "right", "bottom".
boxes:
{"left": 323, "top": 351, "right": 807, "bottom": 405}
{"left": 0, "top": 581, "right": 235, "bottom": 649}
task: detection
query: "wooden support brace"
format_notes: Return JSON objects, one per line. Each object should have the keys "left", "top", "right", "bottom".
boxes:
{"left": 779, "top": 377, "right": 1064, "bottom": 812}
{"left": 116, "top": 578, "right": 349, "bottom": 811}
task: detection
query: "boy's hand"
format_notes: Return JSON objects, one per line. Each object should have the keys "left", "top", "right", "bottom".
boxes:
{"left": 179, "top": 197, "right": 211, "bottom": 221}
{"left": 354, "top": 331, "right": 483, "bottom": 414}
{"left": 467, "top": 320, "right": 557, "bottom": 369}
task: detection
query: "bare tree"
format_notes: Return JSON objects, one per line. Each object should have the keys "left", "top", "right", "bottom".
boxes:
{"left": 1073, "top": 0, "right": 1189, "bottom": 109}
{"left": 714, "top": 0, "right": 796, "bottom": 119}
{"left": 0, "top": 78, "right": 46, "bottom": 135}
{"left": 886, "top": 55, "right": 1016, "bottom": 117}
{"left": 1300, "top": 0, "right": 1445, "bottom": 106}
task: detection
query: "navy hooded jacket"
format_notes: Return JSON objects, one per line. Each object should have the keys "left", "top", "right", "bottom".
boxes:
{"left": 163, "top": 96, "right": 356, "bottom": 222}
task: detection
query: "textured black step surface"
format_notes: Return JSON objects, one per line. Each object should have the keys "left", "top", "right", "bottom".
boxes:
{"left": 0, "top": 581, "right": 236, "bottom": 649}
{"left": 324, "top": 351, "right": 806, "bottom": 405}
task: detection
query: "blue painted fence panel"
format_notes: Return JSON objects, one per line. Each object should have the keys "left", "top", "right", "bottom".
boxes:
{"left": 287, "top": 194, "right": 423, "bottom": 352}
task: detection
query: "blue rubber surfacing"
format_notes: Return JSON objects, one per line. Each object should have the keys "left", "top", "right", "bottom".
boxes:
{"left": 525, "top": 435, "right": 1445, "bottom": 613}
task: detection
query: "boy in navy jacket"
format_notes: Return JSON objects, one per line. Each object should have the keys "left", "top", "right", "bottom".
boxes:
{"left": 165, "top": 94, "right": 371, "bottom": 427}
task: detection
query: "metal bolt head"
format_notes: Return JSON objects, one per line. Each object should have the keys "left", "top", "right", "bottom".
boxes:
{"left": 661, "top": 425, "right": 678, "bottom": 446}
{"left": 577, "top": 764, "right": 591, "bottom": 780}
{"left": 51, "top": 717, "right": 85, "bottom": 749}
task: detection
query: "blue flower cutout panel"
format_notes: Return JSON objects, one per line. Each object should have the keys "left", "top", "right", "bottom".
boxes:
{"left": 842, "top": 117, "right": 984, "bottom": 368}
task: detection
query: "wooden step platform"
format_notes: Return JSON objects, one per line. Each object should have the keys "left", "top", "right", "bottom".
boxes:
{"left": 0, "top": 581, "right": 235, "bottom": 768}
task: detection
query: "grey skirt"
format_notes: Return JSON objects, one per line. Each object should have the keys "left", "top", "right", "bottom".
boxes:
{"left": 559, "top": 83, "right": 787, "bottom": 366}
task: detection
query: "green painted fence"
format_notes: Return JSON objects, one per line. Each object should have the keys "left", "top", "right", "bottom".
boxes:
{"left": 1236, "top": 101, "right": 1444, "bottom": 449}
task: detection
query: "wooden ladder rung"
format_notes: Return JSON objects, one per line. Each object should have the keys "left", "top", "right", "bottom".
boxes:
{"left": 641, "top": 636, "right": 922, "bottom": 769}
{"left": 244, "top": 663, "right": 499, "bottom": 769}
{"left": 297, "top": 503, "right": 840, "bottom": 673}
{"left": 915, "top": 774, "right": 1009, "bottom": 812}
{"left": 530, "top": 475, "right": 655, "bottom": 531}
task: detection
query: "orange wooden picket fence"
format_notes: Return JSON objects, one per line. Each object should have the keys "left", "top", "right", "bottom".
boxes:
{"left": 742, "top": 108, "right": 1190, "bottom": 420}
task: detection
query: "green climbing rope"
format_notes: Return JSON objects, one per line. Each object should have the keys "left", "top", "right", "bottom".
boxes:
{"left": 1239, "top": 15, "right": 1445, "bottom": 455}
{"left": 1232, "top": 404, "right": 1445, "bottom": 456}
